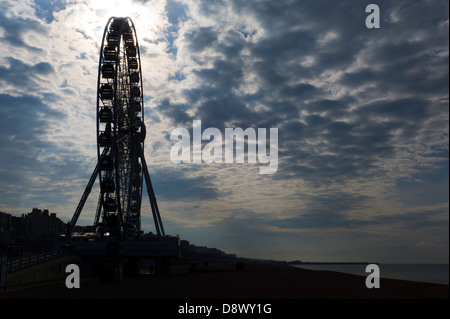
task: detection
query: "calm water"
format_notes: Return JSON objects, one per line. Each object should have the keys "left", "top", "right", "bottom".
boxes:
{"left": 293, "top": 264, "right": 449, "bottom": 285}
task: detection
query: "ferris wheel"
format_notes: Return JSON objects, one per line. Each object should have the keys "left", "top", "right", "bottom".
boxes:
{"left": 68, "top": 17, "right": 165, "bottom": 241}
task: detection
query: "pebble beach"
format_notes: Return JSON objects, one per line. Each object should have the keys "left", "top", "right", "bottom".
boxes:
{"left": 1, "top": 262, "right": 448, "bottom": 299}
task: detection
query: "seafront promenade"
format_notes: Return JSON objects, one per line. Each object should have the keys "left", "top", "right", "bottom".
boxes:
{"left": 1, "top": 262, "right": 448, "bottom": 299}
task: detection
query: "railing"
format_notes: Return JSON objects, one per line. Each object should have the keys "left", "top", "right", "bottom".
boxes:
{"left": 6, "top": 249, "right": 67, "bottom": 274}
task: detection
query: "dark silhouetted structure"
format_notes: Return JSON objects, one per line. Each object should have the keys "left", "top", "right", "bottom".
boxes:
{"left": 67, "top": 17, "right": 165, "bottom": 241}
{"left": 64, "top": 17, "right": 179, "bottom": 278}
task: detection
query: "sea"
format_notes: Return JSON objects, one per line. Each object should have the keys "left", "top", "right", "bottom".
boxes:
{"left": 292, "top": 263, "right": 449, "bottom": 285}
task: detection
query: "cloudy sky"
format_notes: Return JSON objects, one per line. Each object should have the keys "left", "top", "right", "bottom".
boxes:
{"left": 0, "top": 0, "right": 448, "bottom": 263}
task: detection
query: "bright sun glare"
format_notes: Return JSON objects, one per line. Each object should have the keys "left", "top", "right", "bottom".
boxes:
{"left": 74, "top": 0, "right": 162, "bottom": 44}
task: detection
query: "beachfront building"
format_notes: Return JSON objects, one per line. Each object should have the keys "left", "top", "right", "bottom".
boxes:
{"left": 21, "top": 208, "right": 65, "bottom": 240}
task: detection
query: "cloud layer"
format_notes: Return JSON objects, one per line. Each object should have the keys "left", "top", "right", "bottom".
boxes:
{"left": 0, "top": 0, "right": 448, "bottom": 262}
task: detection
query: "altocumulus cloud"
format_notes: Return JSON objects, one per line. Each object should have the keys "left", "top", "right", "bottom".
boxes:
{"left": 0, "top": 0, "right": 448, "bottom": 262}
